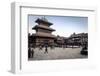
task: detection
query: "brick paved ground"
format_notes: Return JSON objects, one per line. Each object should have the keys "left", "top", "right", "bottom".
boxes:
{"left": 28, "top": 47, "right": 87, "bottom": 60}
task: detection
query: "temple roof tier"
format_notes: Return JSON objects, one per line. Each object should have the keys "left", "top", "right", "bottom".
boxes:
{"left": 32, "top": 33, "right": 56, "bottom": 38}
{"left": 32, "top": 25, "right": 55, "bottom": 31}
{"left": 35, "top": 18, "right": 53, "bottom": 25}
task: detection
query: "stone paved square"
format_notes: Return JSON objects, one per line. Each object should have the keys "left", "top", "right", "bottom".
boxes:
{"left": 28, "top": 47, "right": 87, "bottom": 61}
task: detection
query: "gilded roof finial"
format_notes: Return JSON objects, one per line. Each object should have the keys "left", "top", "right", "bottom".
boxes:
{"left": 41, "top": 16, "right": 48, "bottom": 22}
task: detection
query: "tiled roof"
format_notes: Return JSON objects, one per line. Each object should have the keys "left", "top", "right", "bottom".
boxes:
{"left": 35, "top": 18, "right": 53, "bottom": 25}
{"left": 70, "top": 33, "right": 88, "bottom": 38}
{"left": 32, "top": 25, "right": 55, "bottom": 31}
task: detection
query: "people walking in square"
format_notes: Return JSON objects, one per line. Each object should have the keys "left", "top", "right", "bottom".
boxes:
{"left": 31, "top": 47, "right": 34, "bottom": 58}
{"left": 28, "top": 44, "right": 34, "bottom": 58}
{"left": 44, "top": 43, "right": 48, "bottom": 54}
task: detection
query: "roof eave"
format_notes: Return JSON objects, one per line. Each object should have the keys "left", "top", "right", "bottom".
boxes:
{"left": 35, "top": 19, "right": 53, "bottom": 25}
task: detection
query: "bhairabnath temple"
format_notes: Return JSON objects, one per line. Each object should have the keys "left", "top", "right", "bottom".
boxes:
{"left": 31, "top": 17, "right": 56, "bottom": 47}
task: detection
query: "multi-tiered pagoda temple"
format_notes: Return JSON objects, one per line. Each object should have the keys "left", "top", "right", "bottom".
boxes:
{"left": 32, "top": 17, "right": 56, "bottom": 47}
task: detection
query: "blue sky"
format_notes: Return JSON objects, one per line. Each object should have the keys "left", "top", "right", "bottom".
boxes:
{"left": 28, "top": 15, "right": 88, "bottom": 37}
